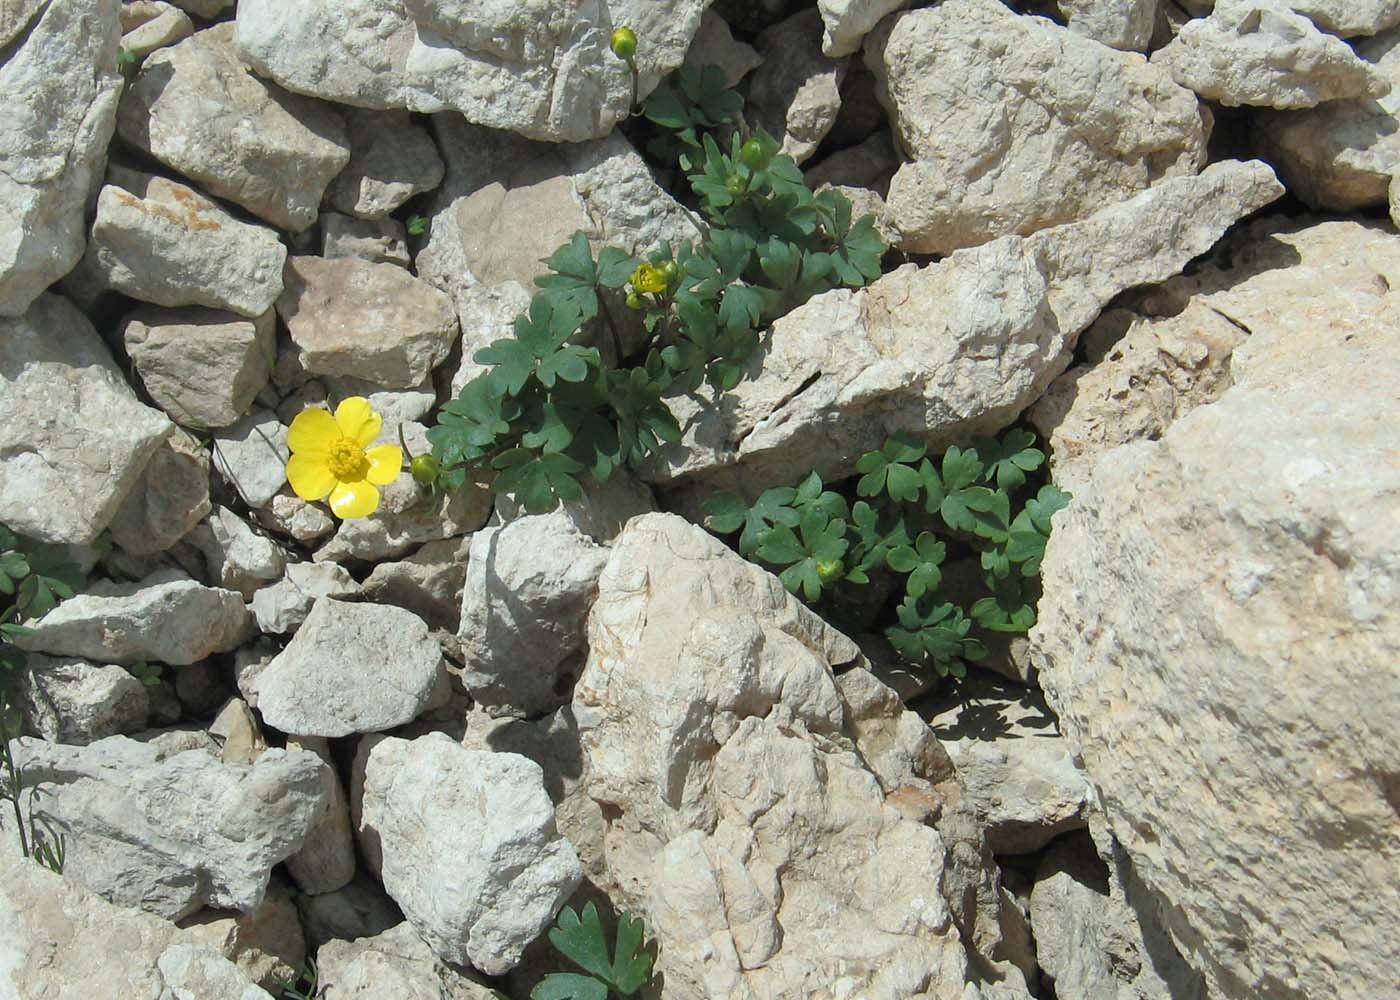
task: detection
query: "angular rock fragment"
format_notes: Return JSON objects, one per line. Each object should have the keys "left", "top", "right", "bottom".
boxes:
{"left": 116, "top": 23, "right": 349, "bottom": 231}
{"left": 321, "top": 213, "right": 411, "bottom": 267}
{"left": 119, "top": 0, "right": 193, "bottom": 58}
{"left": 748, "top": 8, "right": 847, "bottom": 164}
{"left": 316, "top": 922, "right": 499, "bottom": 999}
{"left": 1060, "top": 0, "right": 1158, "bottom": 50}
{"left": 0, "top": 294, "right": 173, "bottom": 545}
{"left": 325, "top": 108, "right": 445, "bottom": 220}
{"left": 359, "top": 734, "right": 583, "bottom": 974}
{"left": 249, "top": 560, "right": 359, "bottom": 635}
{"left": 361, "top": 538, "right": 468, "bottom": 632}
{"left": 190, "top": 506, "right": 288, "bottom": 599}
{"left": 817, "top": 0, "right": 914, "bottom": 57}
{"left": 0, "top": 0, "right": 122, "bottom": 317}
{"left": 256, "top": 598, "right": 446, "bottom": 737}
{"left": 282, "top": 736, "right": 356, "bottom": 895}
{"left": 211, "top": 409, "right": 289, "bottom": 510}
{"left": 156, "top": 943, "right": 276, "bottom": 1000}
{"left": 15, "top": 654, "right": 149, "bottom": 744}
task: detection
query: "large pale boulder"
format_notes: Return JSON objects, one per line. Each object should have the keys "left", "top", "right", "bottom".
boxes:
{"left": 0, "top": 0, "right": 122, "bottom": 317}
{"left": 358, "top": 734, "right": 583, "bottom": 974}
{"left": 574, "top": 514, "right": 982, "bottom": 1000}
{"left": 1154, "top": 2, "right": 1391, "bottom": 108}
{"left": 5, "top": 736, "right": 329, "bottom": 919}
{"left": 645, "top": 160, "right": 1282, "bottom": 493}
{"left": 0, "top": 295, "right": 173, "bottom": 545}
{"left": 866, "top": 0, "right": 1207, "bottom": 254}
{"left": 116, "top": 23, "right": 350, "bottom": 231}
{"left": 1029, "top": 219, "right": 1400, "bottom": 999}
{"left": 233, "top": 0, "right": 710, "bottom": 142}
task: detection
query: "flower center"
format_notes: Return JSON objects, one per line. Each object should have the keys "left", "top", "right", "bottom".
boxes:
{"left": 326, "top": 436, "right": 369, "bottom": 481}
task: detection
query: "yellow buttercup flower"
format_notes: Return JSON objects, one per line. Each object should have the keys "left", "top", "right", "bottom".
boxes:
{"left": 629, "top": 262, "right": 668, "bottom": 295}
{"left": 286, "top": 397, "right": 402, "bottom": 519}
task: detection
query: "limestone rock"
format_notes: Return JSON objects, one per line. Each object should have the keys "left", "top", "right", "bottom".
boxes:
{"left": 316, "top": 921, "right": 499, "bottom": 999}
{"left": 748, "top": 8, "right": 847, "bottom": 164}
{"left": 321, "top": 213, "right": 411, "bottom": 267}
{"left": 6, "top": 736, "right": 328, "bottom": 919}
{"left": 16, "top": 654, "right": 149, "bottom": 744}
{"left": 108, "top": 429, "right": 212, "bottom": 557}
{"left": 683, "top": 8, "right": 762, "bottom": 85}
{"left": 1277, "top": 0, "right": 1400, "bottom": 35}
{"left": 361, "top": 537, "right": 469, "bottom": 632}
{"left": 16, "top": 570, "right": 251, "bottom": 666}
{"left": 120, "top": 0, "right": 193, "bottom": 58}
{"left": 256, "top": 597, "right": 446, "bottom": 738}
{"left": 1060, "top": 0, "right": 1158, "bottom": 50}
{"left": 176, "top": 882, "right": 306, "bottom": 993}
{"left": 645, "top": 160, "right": 1282, "bottom": 493}
{"left": 326, "top": 108, "right": 445, "bottom": 219}
{"left": 0, "top": 0, "right": 122, "bottom": 317}
{"left": 1154, "top": 2, "right": 1391, "bottom": 108}
{"left": 156, "top": 942, "right": 275, "bottom": 1000}
{"left": 295, "top": 874, "right": 403, "bottom": 952}
{"left": 233, "top": 0, "right": 709, "bottom": 143}
{"left": 189, "top": 506, "right": 287, "bottom": 599}
{"left": 817, "top": 0, "right": 913, "bottom": 57}
{"left": 258, "top": 490, "right": 337, "bottom": 544}
{"left": 574, "top": 514, "right": 978, "bottom": 1000}
{"left": 277, "top": 256, "right": 458, "bottom": 389}
{"left": 123, "top": 305, "right": 276, "bottom": 428}
{"left": 0, "top": 293, "right": 173, "bottom": 545}
{"left": 249, "top": 560, "right": 359, "bottom": 635}
{"left": 1029, "top": 220, "right": 1400, "bottom": 999}
{"left": 947, "top": 735, "right": 1093, "bottom": 854}
{"left": 283, "top": 736, "right": 356, "bottom": 895}
{"left": 209, "top": 697, "right": 269, "bottom": 763}
{"left": 1252, "top": 26, "right": 1400, "bottom": 210}
{"left": 211, "top": 408, "right": 289, "bottom": 510}
{"left": 866, "top": 0, "right": 1207, "bottom": 254}
{"left": 359, "top": 733, "right": 583, "bottom": 974}
{"left": 313, "top": 464, "right": 492, "bottom": 564}
{"left": 116, "top": 24, "right": 350, "bottom": 232}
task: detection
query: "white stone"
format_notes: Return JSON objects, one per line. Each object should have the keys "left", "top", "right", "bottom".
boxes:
{"left": 249, "top": 560, "right": 359, "bottom": 635}
{"left": 817, "top": 0, "right": 913, "bottom": 57}
{"left": 645, "top": 160, "right": 1282, "bottom": 493}
{"left": 175, "top": 881, "right": 307, "bottom": 993}
{"left": 16, "top": 570, "right": 251, "bottom": 666}
{"left": 120, "top": 0, "right": 193, "bottom": 58}
{"left": 258, "top": 490, "right": 337, "bottom": 544}
{"left": 1154, "top": 2, "right": 1392, "bottom": 108}
{"left": 211, "top": 409, "right": 289, "bottom": 510}
{"left": 325, "top": 108, "right": 445, "bottom": 220}
{"left": 316, "top": 922, "right": 499, "bottom": 999}
{"left": 359, "top": 733, "right": 583, "bottom": 974}
{"left": 233, "top": 0, "right": 710, "bottom": 142}
{"left": 189, "top": 506, "right": 287, "bottom": 599}
{"left": 116, "top": 23, "right": 350, "bottom": 232}
{"left": 156, "top": 943, "right": 274, "bottom": 1000}
{"left": 1060, "top": 0, "right": 1159, "bottom": 50}
{"left": 282, "top": 736, "right": 356, "bottom": 895}
{"left": 866, "top": 0, "right": 1207, "bottom": 254}
{"left": 1029, "top": 219, "right": 1400, "bottom": 1000}
{"left": 946, "top": 735, "right": 1094, "bottom": 854}
{"left": 5, "top": 736, "right": 328, "bottom": 919}
{"left": 15, "top": 653, "right": 149, "bottom": 744}
{"left": 1277, "top": 0, "right": 1400, "bottom": 35}
{"left": 256, "top": 597, "right": 446, "bottom": 737}
{"left": 361, "top": 537, "right": 468, "bottom": 631}
{"left": 0, "top": 0, "right": 122, "bottom": 317}
{"left": 748, "top": 8, "right": 847, "bottom": 164}
{"left": 0, "top": 293, "right": 173, "bottom": 545}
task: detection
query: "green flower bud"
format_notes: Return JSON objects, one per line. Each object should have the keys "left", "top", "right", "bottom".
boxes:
{"left": 411, "top": 454, "right": 441, "bottom": 485}
{"left": 625, "top": 291, "right": 644, "bottom": 309}
{"left": 815, "top": 558, "right": 844, "bottom": 584}
{"left": 660, "top": 260, "right": 680, "bottom": 284}
{"left": 725, "top": 173, "right": 747, "bottom": 197}
{"left": 610, "top": 26, "right": 637, "bottom": 60}
{"left": 738, "top": 138, "right": 767, "bottom": 171}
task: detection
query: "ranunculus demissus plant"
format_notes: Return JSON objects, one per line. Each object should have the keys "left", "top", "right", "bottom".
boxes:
{"left": 286, "top": 397, "right": 401, "bottom": 518}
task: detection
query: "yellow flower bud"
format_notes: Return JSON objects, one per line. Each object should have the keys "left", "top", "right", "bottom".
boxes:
{"left": 629, "top": 262, "right": 668, "bottom": 295}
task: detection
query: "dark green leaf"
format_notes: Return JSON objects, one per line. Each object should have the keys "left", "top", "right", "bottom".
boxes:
{"left": 532, "top": 973, "right": 608, "bottom": 1000}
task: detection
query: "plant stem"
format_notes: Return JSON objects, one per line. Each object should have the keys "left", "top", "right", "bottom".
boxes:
{"left": 597, "top": 288, "right": 626, "bottom": 365}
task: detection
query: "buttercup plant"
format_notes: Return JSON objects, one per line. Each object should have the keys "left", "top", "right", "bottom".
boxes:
{"left": 286, "top": 396, "right": 402, "bottom": 519}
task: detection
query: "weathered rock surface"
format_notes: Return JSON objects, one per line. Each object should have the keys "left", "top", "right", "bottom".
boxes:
{"left": 18, "top": 570, "right": 251, "bottom": 665}
{"left": 1154, "top": 2, "right": 1391, "bottom": 108}
{"left": 156, "top": 943, "right": 276, "bottom": 1000}
{"left": 103, "top": 428, "right": 215, "bottom": 560}
{"left": 0, "top": 294, "right": 173, "bottom": 545}
{"left": 359, "top": 734, "right": 583, "bottom": 974}
{"left": 116, "top": 23, "right": 350, "bottom": 231}
{"left": 361, "top": 537, "right": 468, "bottom": 632}
{"left": 1060, "top": 0, "right": 1158, "bottom": 50}
{"left": 16, "top": 654, "right": 149, "bottom": 744}
{"left": 1030, "top": 219, "right": 1400, "bottom": 1000}
{"left": 647, "top": 160, "right": 1282, "bottom": 493}
{"left": 190, "top": 506, "right": 288, "bottom": 599}
{"left": 0, "top": 0, "right": 122, "bottom": 317}
{"left": 946, "top": 735, "right": 1093, "bottom": 854}
{"left": 233, "top": 0, "right": 709, "bottom": 142}
{"left": 1277, "top": 0, "right": 1400, "bottom": 35}
{"left": 249, "top": 560, "right": 359, "bottom": 634}
{"left": 295, "top": 873, "right": 403, "bottom": 952}
{"left": 123, "top": 306, "right": 276, "bottom": 428}
{"left": 748, "top": 8, "right": 847, "bottom": 164}
{"left": 277, "top": 256, "right": 458, "bottom": 389}
{"left": 211, "top": 408, "right": 289, "bottom": 510}
{"left": 256, "top": 597, "right": 446, "bottom": 737}
{"left": 316, "top": 921, "right": 498, "bottom": 999}
{"left": 683, "top": 8, "right": 761, "bottom": 84}
{"left": 321, "top": 212, "right": 411, "bottom": 267}
{"left": 119, "top": 0, "right": 193, "bottom": 58}
{"left": 574, "top": 514, "right": 978, "bottom": 999}
{"left": 325, "top": 108, "right": 445, "bottom": 219}
{"left": 6, "top": 736, "right": 328, "bottom": 919}
{"left": 866, "top": 0, "right": 1207, "bottom": 254}
{"left": 1252, "top": 26, "right": 1400, "bottom": 209}
{"left": 282, "top": 736, "right": 356, "bottom": 895}
{"left": 817, "top": 0, "right": 913, "bottom": 57}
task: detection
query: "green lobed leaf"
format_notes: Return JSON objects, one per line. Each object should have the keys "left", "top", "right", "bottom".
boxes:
{"left": 531, "top": 973, "right": 609, "bottom": 1000}
{"left": 972, "top": 429, "right": 1045, "bottom": 492}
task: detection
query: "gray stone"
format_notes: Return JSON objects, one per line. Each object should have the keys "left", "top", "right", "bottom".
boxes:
{"left": 1276, "top": 0, "right": 1400, "bottom": 35}
{"left": 1029, "top": 219, "right": 1400, "bottom": 999}
{"left": 156, "top": 943, "right": 275, "bottom": 1000}
{"left": 0, "top": 293, "right": 173, "bottom": 545}
{"left": 294, "top": 874, "right": 402, "bottom": 952}
{"left": 211, "top": 408, "right": 289, "bottom": 510}
{"left": 116, "top": 23, "right": 350, "bottom": 232}
{"left": 233, "top": 0, "right": 709, "bottom": 142}
{"left": 361, "top": 537, "right": 469, "bottom": 632}
{"left": 107, "top": 428, "right": 212, "bottom": 556}
{"left": 257, "top": 597, "right": 446, "bottom": 738}
{"left": 325, "top": 108, "right": 444, "bottom": 219}
{"left": 748, "top": 8, "right": 847, "bottom": 165}
{"left": 644, "top": 160, "right": 1282, "bottom": 494}
{"left": 359, "top": 733, "right": 582, "bottom": 974}
{"left": 120, "top": 0, "right": 193, "bottom": 58}
{"left": 277, "top": 256, "right": 458, "bottom": 389}
{"left": 283, "top": 736, "right": 356, "bottom": 895}
{"left": 249, "top": 560, "right": 359, "bottom": 635}
{"left": 316, "top": 921, "right": 498, "bottom": 999}
{"left": 321, "top": 213, "right": 411, "bottom": 267}
{"left": 0, "top": 0, "right": 122, "bottom": 317}
{"left": 257, "top": 490, "right": 337, "bottom": 545}
{"left": 189, "top": 506, "right": 288, "bottom": 599}
{"left": 1061, "top": 0, "right": 1159, "bottom": 50}
{"left": 866, "top": 0, "right": 1207, "bottom": 254}
{"left": 817, "top": 0, "right": 914, "bottom": 57}
{"left": 1154, "top": 2, "right": 1392, "bottom": 108}
{"left": 947, "top": 735, "right": 1094, "bottom": 854}
{"left": 16, "top": 653, "right": 149, "bottom": 744}
{"left": 16, "top": 570, "right": 251, "bottom": 666}
{"left": 5, "top": 735, "right": 328, "bottom": 919}
{"left": 175, "top": 881, "right": 307, "bottom": 993}
{"left": 683, "top": 8, "right": 762, "bottom": 85}
{"left": 123, "top": 305, "right": 276, "bottom": 428}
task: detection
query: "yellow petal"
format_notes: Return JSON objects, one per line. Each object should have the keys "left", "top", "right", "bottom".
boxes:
{"left": 328, "top": 479, "right": 380, "bottom": 519}
{"left": 335, "top": 396, "right": 382, "bottom": 447}
{"left": 365, "top": 444, "right": 403, "bottom": 486}
{"left": 287, "top": 453, "right": 336, "bottom": 501}
{"left": 287, "top": 407, "right": 338, "bottom": 455}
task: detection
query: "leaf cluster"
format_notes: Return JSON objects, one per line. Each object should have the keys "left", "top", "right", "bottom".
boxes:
{"left": 703, "top": 430, "right": 1070, "bottom": 679}
{"left": 491, "top": 903, "right": 654, "bottom": 1000}
{"left": 429, "top": 65, "right": 886, "bottom": 515}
